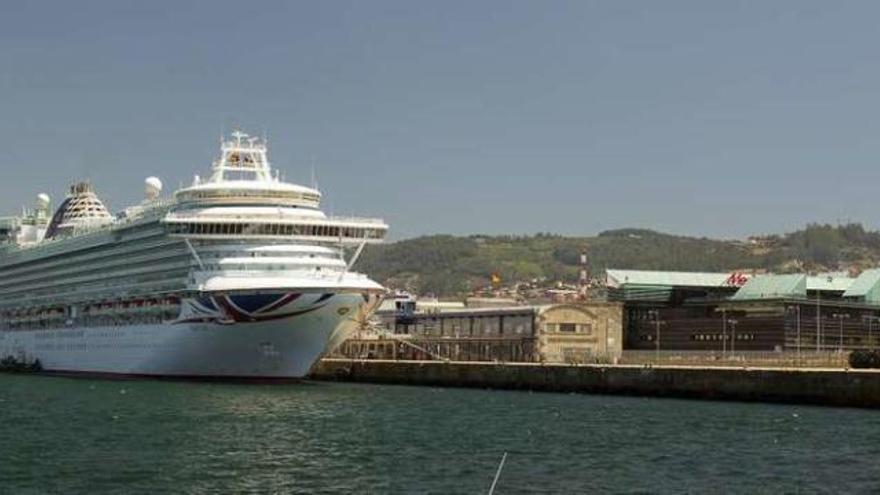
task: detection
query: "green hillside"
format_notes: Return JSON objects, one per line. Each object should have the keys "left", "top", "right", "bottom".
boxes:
{"left": 357, "top": 223, "right": 880, "bottom": 296}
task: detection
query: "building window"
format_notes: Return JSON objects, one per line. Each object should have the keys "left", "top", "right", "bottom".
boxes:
{"left": 559, "top": 323, "right": 577, "bottom": 333}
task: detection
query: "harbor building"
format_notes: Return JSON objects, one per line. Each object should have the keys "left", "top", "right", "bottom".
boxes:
{"left": 334, "top": 302, "right": 623, "bottom": 363}
{"left": 608, "top": 269, "right": 880, "bottom": 354}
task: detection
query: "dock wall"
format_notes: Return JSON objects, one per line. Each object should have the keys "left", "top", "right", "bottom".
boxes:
{"left": 311, "top": 359, "right": 880, "bottom": 409}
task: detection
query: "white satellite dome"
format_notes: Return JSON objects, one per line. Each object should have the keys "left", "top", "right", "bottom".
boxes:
{"left": 144, "top": 177, "right": 163, "bottom": 199}
{"left": 36, "top": 193, "right": 51, "bottom": 208}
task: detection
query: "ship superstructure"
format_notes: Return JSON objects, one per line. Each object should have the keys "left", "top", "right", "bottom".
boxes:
{"left": 0, "top": 131, "right": 387, "bottom": 378}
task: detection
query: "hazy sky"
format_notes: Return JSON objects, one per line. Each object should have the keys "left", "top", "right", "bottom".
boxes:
{"left": 2, "top": 1, "right": 880, "bottom": 240}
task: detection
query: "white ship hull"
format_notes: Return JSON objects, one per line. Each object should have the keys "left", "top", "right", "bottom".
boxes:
{"left": 0, "top": 292, "right": 365, "bottom": 379}
{"left": 0, "top": 130, "right": 389, "bottom": 381}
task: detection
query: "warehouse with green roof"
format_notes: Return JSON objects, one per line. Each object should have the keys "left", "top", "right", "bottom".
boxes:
{"left": 606, "top": 268, "right": 880, "bottom": 353}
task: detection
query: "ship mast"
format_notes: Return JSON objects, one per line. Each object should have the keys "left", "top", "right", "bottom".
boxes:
{"left": 209, "top": 130, "right": 274, "bottom": 183}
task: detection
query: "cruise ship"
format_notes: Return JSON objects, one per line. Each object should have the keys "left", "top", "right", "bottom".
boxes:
{"left": 0, "top": 131, "right": 388, "bottom": 379}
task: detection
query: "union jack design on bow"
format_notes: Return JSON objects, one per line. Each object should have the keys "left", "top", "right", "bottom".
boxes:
{"left": 174, "top": 292, "right": 335, "bottom": 324}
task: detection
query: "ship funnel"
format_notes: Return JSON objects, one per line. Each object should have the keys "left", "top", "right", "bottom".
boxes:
{"left": 145, "top": 177, "right": 163, "bottom": 200}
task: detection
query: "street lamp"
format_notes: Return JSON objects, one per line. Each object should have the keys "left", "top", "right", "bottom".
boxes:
{"left": 832, "top": 313, "right": 850, "bottom": 354}
{"left": 863, "top": 315, "right": 879, "bottom": 351}
{"left": 647, "top": 310, "right": 664, "bottom": 362}
{"left": 787, "top": 305, "right": 802, "bottom": 363}
{"left": 816, "top": 291, "right": 822, "bottom": 352}
{"left": 728, "top": 318, "right": 738, "bottom": 357}
{"left": 721, "top": 307, "right": 727, "bottom": 356}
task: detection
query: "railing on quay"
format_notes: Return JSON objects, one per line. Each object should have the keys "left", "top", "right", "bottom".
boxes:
{"left": 330, "top": 343, "right": 853, "bottom": 369}
{"left": 618, "top": 350, "right": 849, "bottom": 368}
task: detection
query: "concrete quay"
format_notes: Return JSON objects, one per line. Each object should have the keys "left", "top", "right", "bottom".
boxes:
{"left": 310, "top": 358, "right": 880, "bottom": 409}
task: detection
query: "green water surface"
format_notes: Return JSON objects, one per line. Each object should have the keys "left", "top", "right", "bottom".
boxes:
{"left": 1, "top": 374, "right": 878, "bottom": 494}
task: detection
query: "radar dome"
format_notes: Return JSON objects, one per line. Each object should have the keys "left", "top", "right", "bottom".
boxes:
{"left": 145, "top": 177, "right": 163, "bottom": 199}
{"left": 36, "top": 193, "right": 51, "bottom": 208}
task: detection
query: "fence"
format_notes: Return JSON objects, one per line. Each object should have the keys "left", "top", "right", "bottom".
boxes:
{"left": 619, "top": 350, "right": 848, "bottom": 368}
{"left": 332, "top": 340, "right": 851, "bottom": 368}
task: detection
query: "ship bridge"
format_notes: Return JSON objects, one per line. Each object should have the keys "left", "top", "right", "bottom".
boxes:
{"left": 174, "top": 130, "right": 322, "bottom": 209}
{"left": 167, "top": 130, "right": 388, "bottom": 245}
